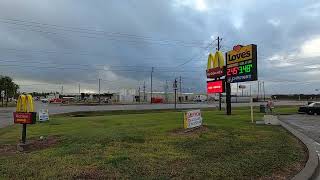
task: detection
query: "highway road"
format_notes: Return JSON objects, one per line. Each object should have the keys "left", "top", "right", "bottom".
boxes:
{"left": 0, "top": 101, "right": 306, "bottom": 128}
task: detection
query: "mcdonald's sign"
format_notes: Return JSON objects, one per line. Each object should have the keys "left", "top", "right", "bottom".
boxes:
{"left": 206, "top": 51, "right": 226, "bottom": 79}
{"left": 13, "top": 94, "right": 36, "bottom": 124}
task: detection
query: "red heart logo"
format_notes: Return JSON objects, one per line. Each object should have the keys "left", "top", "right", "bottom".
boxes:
{"left": 233, "top": 45, "right": 242, "bottom": 52}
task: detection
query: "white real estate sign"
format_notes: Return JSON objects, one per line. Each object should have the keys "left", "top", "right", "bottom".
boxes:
{"left": 39, "top": 109, "right": 49, "bottom": 122}
{"left": 184, "top": 109, "right": 202, "bottom": 129}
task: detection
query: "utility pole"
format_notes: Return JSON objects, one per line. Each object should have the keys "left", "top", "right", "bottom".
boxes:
{"left": 5, "top": 81, "right": 7, "bottom": 107}
{"left": 61, "top": 85, "right": 63, "bottom": 95}
{"left": 138, "top": 86, "right": 141, "bottom": 103}
{"left": 98, "top": 78, "right": 101, "bottom": 104}
{"left": 179, "top": 76, "right": 182, "bottom": 103}
{"left": 173, "top": 78, "right": 178, "bottom": 109}
{"left": 257, "top": 81, "right": 260, "bottom": 102}
{"left": 143, "top": 81, "right": 146, "bottom": 102}
{"left": 236, "top": 82, "right": 239, "bottom": 103}
{"left": 216, "top": 36, "right": 231, "bottom": 114}
{"left": 165, "top": 80, "right": 168, "bottom": 103}
{"left": 78, "top": 83, "right": 81, "bottom": 94}
{"left": 150, "top": 67, "right": 154, "bottom": 104}
{"left": 263, "top": 81, "right": 265, "bottom": 101}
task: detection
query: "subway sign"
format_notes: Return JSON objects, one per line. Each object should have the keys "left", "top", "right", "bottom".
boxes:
{"left": 226, "top": 44, "right": 257, "bottom": 83}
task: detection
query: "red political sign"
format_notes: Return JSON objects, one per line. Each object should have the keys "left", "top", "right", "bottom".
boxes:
{"left": 207, "top": 80, "right": 224, "bottom": 94}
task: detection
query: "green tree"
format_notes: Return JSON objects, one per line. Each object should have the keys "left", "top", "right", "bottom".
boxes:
{"left": 0, "top": 75, "right": 19, "bottom": 107}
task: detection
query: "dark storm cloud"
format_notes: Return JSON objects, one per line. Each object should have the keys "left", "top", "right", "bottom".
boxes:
{"left": 0, "top": 0, "right": 319, "bottom": 93}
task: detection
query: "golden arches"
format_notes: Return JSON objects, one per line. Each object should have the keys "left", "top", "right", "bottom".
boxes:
{"left": 207, "top": 51, "right": 225, "bottom": 69}
{"left": 16, "top": 94, "right": 34, "bottom": 112}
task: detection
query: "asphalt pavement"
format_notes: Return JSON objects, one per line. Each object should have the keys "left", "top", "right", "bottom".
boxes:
{"left": 281, "top": 114, "right": 320, "bottom": 143}
{"left": 0, "top": 100, "right": 306, "bottom": 128}
{"left": 280, "top": 114, "right": 320, "bottom": 179}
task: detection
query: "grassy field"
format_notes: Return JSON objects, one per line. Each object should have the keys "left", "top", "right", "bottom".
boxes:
{"left": 0, "top": 107, "right": 306, "bottom": 179}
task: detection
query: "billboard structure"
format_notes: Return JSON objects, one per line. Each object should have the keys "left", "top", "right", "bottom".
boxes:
{"left": 226, "top": 44, "right": 257, "bottom": 83}
{"left": 205, "top": 43, "right": 258, "bottom": 115}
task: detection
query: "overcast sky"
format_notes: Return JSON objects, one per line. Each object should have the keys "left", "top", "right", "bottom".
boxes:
{"left": 0, "top": 0, "right": 320, "bottom": 94}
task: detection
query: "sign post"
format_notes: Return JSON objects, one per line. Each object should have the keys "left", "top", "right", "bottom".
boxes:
{"left": 173, "top": 79, "right": 178, "bottom": 110}
{"left": 39, "top": 109, "right": 49, "bottom": 122}
{"left": 225, "top": 44, "right": 258, "bottom": 115}
{"left": 13, "top": 94, "right": 36, "bottom": 145}
{"left": 206, "top": 51, "right": 226, "bottom": 111}
{"left": 251, "top": 96, "right": 254, "bottom": 123}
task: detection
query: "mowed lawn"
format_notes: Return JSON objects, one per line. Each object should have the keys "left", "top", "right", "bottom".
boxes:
{"left": 0, "top": 108, "right": 306, "bottom": 179}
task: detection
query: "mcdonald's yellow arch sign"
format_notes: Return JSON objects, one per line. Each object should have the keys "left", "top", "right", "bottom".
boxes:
{"left": 206, "top": 51, "right": 226, "bottom": 79}
{"left": 13, "top": 94, "right": 36, "bottom": 124}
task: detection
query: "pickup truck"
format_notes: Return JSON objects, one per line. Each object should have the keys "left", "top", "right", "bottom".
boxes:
{"left": 298, "top": 102, "right": 320, "bottom": 115}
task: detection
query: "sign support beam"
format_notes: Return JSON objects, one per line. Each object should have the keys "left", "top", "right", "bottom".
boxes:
{"left": 22, "top": 124, "right": 27, "bottom": 144}
{"left": 226, "top": 80, "right": 231, "bottom": 115}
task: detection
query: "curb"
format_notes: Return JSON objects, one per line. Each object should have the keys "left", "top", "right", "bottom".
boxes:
{"left": 279, "top": 119, "right": 320, "bottom": 180}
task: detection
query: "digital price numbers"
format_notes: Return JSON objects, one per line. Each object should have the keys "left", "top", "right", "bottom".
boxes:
{"left": 227, "top": 63, "right": 253, "bottom": 76}
{"left": 226, "top": 44, "right": 257, "bottom": 83}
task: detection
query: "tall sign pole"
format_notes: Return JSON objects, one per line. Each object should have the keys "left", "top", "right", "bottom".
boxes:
{"left": 225, "top": 44, "right": 258, "bottom": 115}
{"left": 206, "top": 39, "right": 225, "bottom": 108}
{"left": 217, "top": 36, "right": 222, "bottom": 111}
{"left": 225, "top": 74, "right": 232, "bottom": 115}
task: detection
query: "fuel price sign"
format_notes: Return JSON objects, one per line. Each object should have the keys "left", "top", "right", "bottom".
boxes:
{"left": 226, "top": 44, "right": 257, "bottom": 83}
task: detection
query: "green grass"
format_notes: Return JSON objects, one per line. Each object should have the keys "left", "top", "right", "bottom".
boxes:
{"left": 0, "top": 107, "right": 305, "bottom": 179}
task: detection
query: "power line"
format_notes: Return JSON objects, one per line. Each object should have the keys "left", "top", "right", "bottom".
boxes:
{"left": 175, "top": 40, "right": 215, "bottom": 67}
{"left": 0, "top": 18, "right": 206, "bottom": 44}
{"left": 0, "top": 18, "right": 209, "bottom": 48}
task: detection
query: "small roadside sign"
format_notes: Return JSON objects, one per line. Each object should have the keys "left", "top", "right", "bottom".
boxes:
{"left": 39, "top": 109, "right": 49, "bottom": 122}
{"left": 183, "top": 109, "right": 202, "bottom": 129}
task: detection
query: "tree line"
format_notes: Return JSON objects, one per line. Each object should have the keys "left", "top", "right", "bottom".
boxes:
{"left": 0, "top": 75, "right": 19, "bottom": 107}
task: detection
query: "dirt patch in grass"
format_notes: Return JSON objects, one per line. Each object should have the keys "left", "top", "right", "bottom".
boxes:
{"left": 259, "top": 162, "right": 306, "bottom": 180}
{"left": 170, "top": 125, "right": 209, "bottom": 136}
{"left": 0, "top": 136, "right": 60, "bottom": 154}
{"left": 0, "top": 144, "right": 16, "bottom": 155}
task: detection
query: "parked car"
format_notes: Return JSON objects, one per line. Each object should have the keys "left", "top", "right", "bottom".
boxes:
{"left": 49, "top": 98, "right": 63, "bottom": 104}
{"left": 41, "top": 98, "right": 49, "bottom": 103}
{"left": 298, "top": 102, "right": 320, "bottom": 115}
